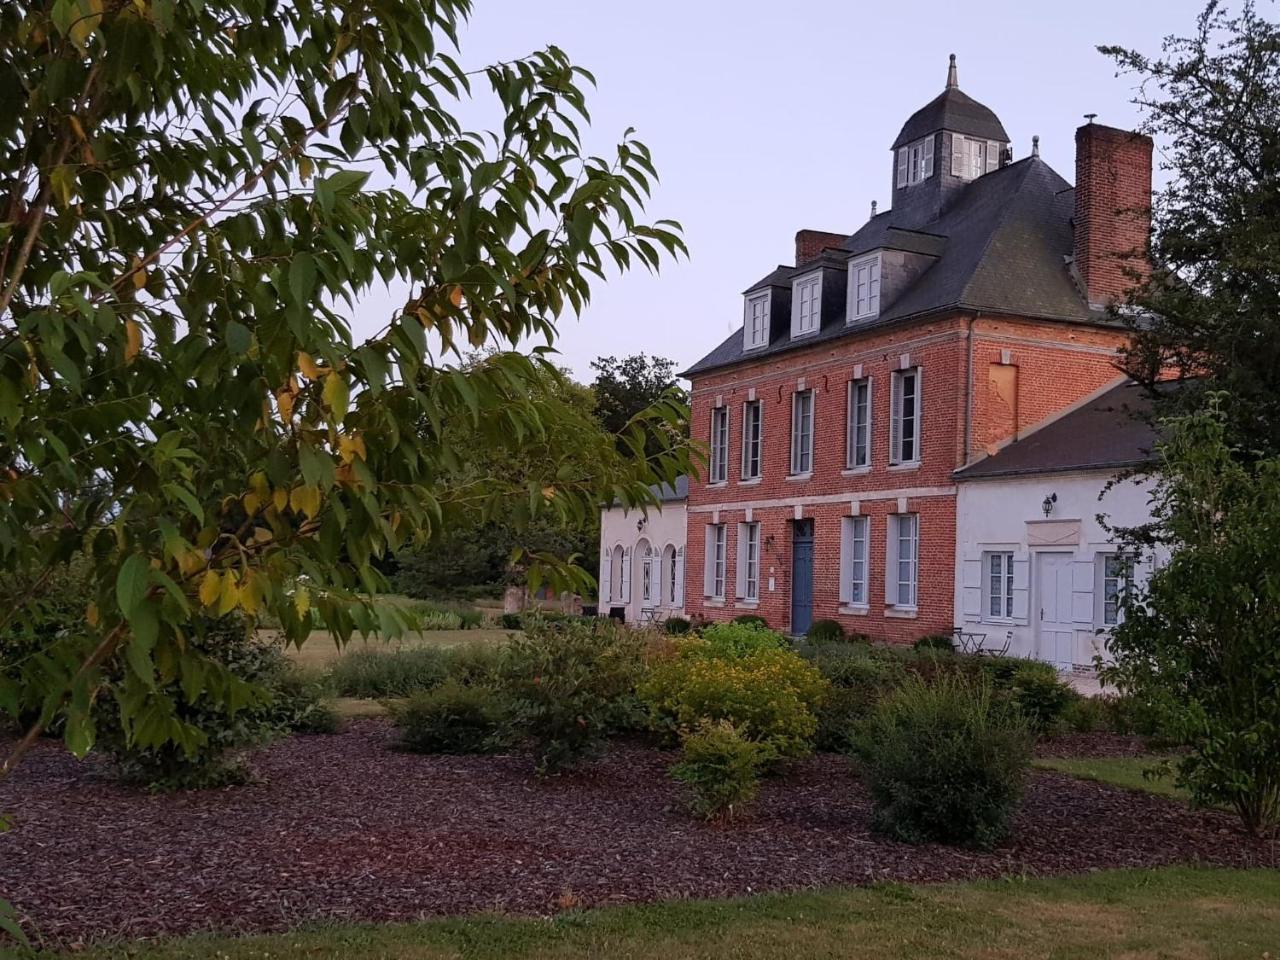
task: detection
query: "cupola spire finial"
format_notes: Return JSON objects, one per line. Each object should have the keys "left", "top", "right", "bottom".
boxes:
{"left": 946, "top": 53, "right": 958, "bottom": 89}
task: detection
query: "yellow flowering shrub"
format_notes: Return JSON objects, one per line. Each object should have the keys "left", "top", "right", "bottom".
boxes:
{"left": 638, "top": 637, "right": 830, "bottom": 756}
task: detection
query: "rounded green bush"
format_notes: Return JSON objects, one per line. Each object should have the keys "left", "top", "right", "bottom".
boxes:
{"left": 732, "top": 614, "right": 768, "bottom": 627}
{"left": 852, "top": 673, "right": 1033, "bottom": 850}
{"left": 806, "top": 619, "right": 845, "bottom": 644}
{"left": 393, "top": 680, "right": 513, "bottom": 754}
{"left": 663, "top": 616, "right": 692, "bottom": 635}
{"left": 913, "top": 633, "right": 955, "bottom": 652}
{"left": 699, "top": 621, "right": 786, "bottom": 656}
{"left": 671, "top": 719, "right": 776, "bottom": 820}
{"left": 1008, "top": 662, "right": 1077, "bottom": 732}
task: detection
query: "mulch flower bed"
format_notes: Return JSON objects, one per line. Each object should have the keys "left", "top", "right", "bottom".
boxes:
{"left": 0, "top": 722, "right": 1272, "bottom": 947}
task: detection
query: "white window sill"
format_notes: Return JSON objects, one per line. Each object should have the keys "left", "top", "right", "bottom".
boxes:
{"left": 885, "top": 606, "right": 919, "bottom": 619}
{"left": 704, "top": 598, "right": 725, "bottom": 608}
{"left": 743, "top": 342, "right": 768, "bottom": 352}
{"left": 737, "top": 599, "right": 759, "bottom": 608}
{"left": 738, "top": 477, "right": 762, "bottom": 486}
{"left": 887, "top": 462, "right": 921, "bottom": 473}
{"left": 791, "top": 328, "right": 819, "bottom": 340}
{"left": 839, "top": 604, "right": 870, "bottom": 616}
{"left": 708, "top": 480, "right": 728, "bottom": 489}
{"left": 842, "top": 465, "right": 871, "bottom": 477}
{"left": 847, "top": 314, "right": 880, "bottom": 325}
{"left": 786, "top": 472, "right": 813, "bottom": 482}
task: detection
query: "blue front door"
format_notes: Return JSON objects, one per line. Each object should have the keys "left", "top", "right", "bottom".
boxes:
{"left": 791, "top": 520, "right": 814, "bottom": 635}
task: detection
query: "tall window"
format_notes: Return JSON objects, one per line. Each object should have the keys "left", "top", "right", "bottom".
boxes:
{"left": 641, "top": 545, "right": 655, "bottom": 605}
{"left": 1101, "top": 553, "right": 1134, "bottom": 626}
{"left": 847, "top": 377, "right": 871, "bottom": 468}
{"left": 848, "top": 254, "right": 881, "bottom": 321}
{"left": 890, "top": 367, "right": 922, "bottom": 465}
{"left": 792, "top": 273, "right": 822, "bottom": 337}
{"left": 790, "top": 389, "right": 814, "bottom": 475}
{"left": 895, "top": 135, "right": 935, "bottom": 187}
{"left": 988, "top": 552, "right": 1014, "bottom": 618}
{"left": 737, "top": 522, "right": 760, "bottom": 602}
{"left": 709, "top": 406, "right": 729, "bottom": 483}
{"left": 841, "top": 515, "right": 869, "bottom": 605}
{"left": 889, "top": 514, "right": 919, "bottom": 608}
{"left": 741, "top": 400, "right": 762, "bottom": 480}
{"left": 705, "top": 524, "right": 727, "bottom": 600}
{"left": 744, "top": 291, "right": 770, "bottom": 350}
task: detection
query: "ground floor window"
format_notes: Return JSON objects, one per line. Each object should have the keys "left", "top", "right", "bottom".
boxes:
{"left": 704, "top": 524, "right": 727, "bottom": 599}
{"left": 737, "top": 522, "right": 760, "bottom": 601}
{"left": 988, "top": 551, "right": 1014, "bottom": 618}
{"left": 888, "top": 513, "right": 919, "bottom": 608}
{"left": 1100, "top": 553, "right": 1134, "bottom": 626}
{"left": 840, "top": 515, "right": 869, "bottom": 605}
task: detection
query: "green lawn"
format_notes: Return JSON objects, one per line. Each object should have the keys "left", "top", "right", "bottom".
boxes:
{"left": 1034, "top": 755, "right": 1188, "bottom": 800}
{"left": 25, "top": 868, "right": 1279, "bottom": 960}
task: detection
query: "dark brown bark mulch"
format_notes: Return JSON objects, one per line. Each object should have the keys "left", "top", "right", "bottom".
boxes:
{"left": 1034, "top": 732, "right": 1155, "bottom": 759}
{"left": 0, "top": 722, "right": 1272, "bottom": 947}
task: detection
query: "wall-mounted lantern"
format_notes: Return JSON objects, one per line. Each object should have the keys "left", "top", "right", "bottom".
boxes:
{"left": 1041, "top": 492, "right": 1058, "bottom": 518}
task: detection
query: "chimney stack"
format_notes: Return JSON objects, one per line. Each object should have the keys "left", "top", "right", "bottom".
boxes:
{"left": 794, "top": 229, "right": 847, "bottom": 267}
{"left": 1073, "top": 122, "right": 1153, "bottom": 309}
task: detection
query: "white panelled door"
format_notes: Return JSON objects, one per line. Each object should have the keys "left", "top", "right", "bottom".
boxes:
{"left": 1035, "top": 552, "right": 1075, "bottom": 669}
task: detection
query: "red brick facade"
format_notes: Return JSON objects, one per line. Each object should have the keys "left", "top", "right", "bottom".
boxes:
{"left": 684, "top": 313, "right": 1129, "bottom": 642}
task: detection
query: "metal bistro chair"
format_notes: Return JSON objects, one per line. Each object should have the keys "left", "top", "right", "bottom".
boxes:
{"left": 951, "top": 626, "right": 986, "bottom": 655}
{"left": 980, "top": 631, "right": 1013, "bottom": 657}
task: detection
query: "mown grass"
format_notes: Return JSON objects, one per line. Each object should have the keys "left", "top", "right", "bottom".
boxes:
{"left": 1034, "top": 755, "right": 1188, "bottom": 800}
{"left": 24, "top": 867, "right": 1280, "bottom": 960}
{"left": 277, "top": 627, "right": 515, "bottom": 673}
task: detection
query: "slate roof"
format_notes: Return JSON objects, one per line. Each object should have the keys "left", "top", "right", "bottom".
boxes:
{"left": 953, "top": 381, "right": 1157, "bottom": 480}
{"left": 651, "top": 475, "right": 689, "bottom": 502}
{"left": 893, "top": 87, "right": 1010, "bottom": 148}
{"left": 685, "top": 155, "right": 1104, "bottom": 376}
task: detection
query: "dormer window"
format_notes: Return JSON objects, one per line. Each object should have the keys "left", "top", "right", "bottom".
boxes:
{"left": 952, "top": 135, "right": 1003, "bottom": 180}
{"left": 847, "top": 253, "right": 882, "bottom": 322}
{"left": 895, "top": 135, "right": 935, "bottom": 188}
{"left": 791, "top": 272, "right": 822, "bottom": 338}
{"left": 743, "top": 290, "right": 770, "bottom": 350}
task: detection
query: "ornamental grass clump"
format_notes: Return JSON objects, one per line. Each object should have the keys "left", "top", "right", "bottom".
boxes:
{"left": 852, "top": 673, "right": 1033, "bottom": 850}
{"left": 392, "top": 680, "right": 513, "bottom": 755}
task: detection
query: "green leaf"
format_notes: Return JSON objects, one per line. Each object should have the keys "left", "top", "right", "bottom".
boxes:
{"left": 0, "top": 896, "right": 29, "bottom": 946}
{"left": 225, "top": 320, "right": 252, "bottom": 355}
{"left": 289, "top": 253, "right": 317, "bottom": 307}
{"left": 116, "top": 553, "right": 151, "bottom": 620}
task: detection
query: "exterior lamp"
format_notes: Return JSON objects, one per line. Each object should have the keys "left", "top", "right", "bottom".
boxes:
{"left": 1041, "top": 492, "right": 1057, "bottom": 517}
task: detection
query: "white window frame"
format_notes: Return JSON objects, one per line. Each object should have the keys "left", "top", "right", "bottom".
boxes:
{"left": 741, "top": 399, "right": 762, "bottom": 480}
{"left": 951, "top": 135, "right": 1003, "bottom": 181}
{"left": 709, "top": 405, "right": 729, "bottom": 484}
{"left": 704, "top": 524, "right": 727, "bottom": 600}
{"left": 1099, "top": 553, "right": 1134, "bottom": 627}
{"left": 736, "top": 522, "right": 760, "bottom": 602}
{"left": 847, "top": 253, "right": 881, "bottom": 322}
{"left": 987, "top": 551, "right": 1014, "bottom": 620}
{"left": 743, "top": 290, "right": 771, "bottom": 351}
{"left": 840, "top": 515, "right": 870, "bottom": 607}
{"left": 890, "top": 366, "right": 922, "bottom": 465}
{"left": 886, "top": 513, "right": 919, "bottom": 609}
{"left": 790, "top": 389, "right": 814, "bottom": 476}
{"left": 846, "top": 377, "right": 872, "bottom": 470}
{"left": 895, "top": 135, "right": 935, "bottom": 187}
{"left": 791, "top": 271, "right": 823, "bottom": 338}
{"left": 640, "top": 545, "right": 655, "bottom": 606}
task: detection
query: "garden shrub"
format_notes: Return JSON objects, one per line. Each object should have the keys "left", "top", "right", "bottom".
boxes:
{"left": 500, "top": 618, "right": 646, "bottom": 775}
{"left": 671, "top": 720, "right": 776, "bottom": 820}
{"left": 639, "top": 638, "right": 829, "bottom": 756}
{"left": 852, "top": 673, "right": 1033, "bottom": 850}
{"left": 96, "top": 617, "right": 326, "bottom": 791}
{"left": 663, "top": 616, "right": 692, "bottom": 635}
{"left": 498, "top": 612, "right": 523, "bottom": 630}
{"left": 913, "top": 633, "right": 955, "bottom": 653}
{"left": 392, "top": 680, "right": 513, "bottom": 754}
{"left": 805, "top": 619, "right": 845, "bottom": 644}
{"left": 1061, "top": 695, "right": 1107, "bottom": 733}
{"left": 1007, "top": 662, "right": 1076, "bottom": 732}
{"left": 699, "top": 621, "right": 786, "bottom": 656}
{"left": 732, "top": 614, "right": 768, "bottom": 627}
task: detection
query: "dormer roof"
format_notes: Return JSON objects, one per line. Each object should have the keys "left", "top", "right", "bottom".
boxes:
{"left": 892, "top": 86, "right": 1009, "bottom": 149}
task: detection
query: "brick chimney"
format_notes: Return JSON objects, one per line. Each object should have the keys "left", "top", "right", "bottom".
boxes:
{"left": 794, "top": 229, "right": 846, "bottom": 267}
{"left": 1073, "top": 123, "right": 1154, "bottom": 309}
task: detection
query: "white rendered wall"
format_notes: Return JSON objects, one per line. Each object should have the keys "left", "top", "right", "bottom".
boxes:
{"left": 598, "top": 500, "right": 687, "bottom": 623}
{"left": 954, "top": 470, "right": 1160, "bottom": 671}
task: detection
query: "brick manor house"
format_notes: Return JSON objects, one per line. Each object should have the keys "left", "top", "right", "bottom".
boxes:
{"left": 679, "top": 56, "right": 1152, "bottom": 641}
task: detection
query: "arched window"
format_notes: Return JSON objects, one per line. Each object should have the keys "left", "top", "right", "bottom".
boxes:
{"left": 663, "top": 544, "right": 678, "bottom": 607}
{"left": 610, "top": 545, "right": 624, "bottom": 602}
{"left": 638, "top": 539, "right": 653, "bottom": 606}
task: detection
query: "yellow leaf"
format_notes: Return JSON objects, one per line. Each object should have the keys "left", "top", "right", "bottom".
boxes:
{"left": 338, "top": 433, "right": 367, "bottom": 463}
{"left": 238, "top": 571, "right": 262, "bottom": 615}
{"left": 322, "top": 372, "right": 349, "bottom": 420}
{"left": 198, "top": 570, "right": 221, "bottom": 607}
{"left": 243, "top": 490, "right": 261, "bottom": 515}
{"left": 276, "top": 386, "right": 295, "bottom": 422}
{"left": 449, "top": 285, "right": 463, "bottom": 308}
{"left": 294, "top": 586, "right": 310, "bottom": 618}
{"left": 272, "top": 487, "right": 289, "bottom": 513}
{"left": 252, "top": 527, "right": 273, "bottom": 544}
{"left": 290, "top": 484, "right": 322, "bottom": 519}
{"left": 297, "top": 351, "right": 322, "bottom": 379}
{"left": 86, "top": 602, "right": 99, "bottom": 627}
{"left": 217, "top": 571, "right": 239, "bottom": 615}
{"left": 177, "top": 549, "right": 205, "bottom": 577}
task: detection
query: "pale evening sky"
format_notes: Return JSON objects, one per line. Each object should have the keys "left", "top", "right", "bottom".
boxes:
{"left": 354, "top": 0, "right": 1206, "bottom": 382}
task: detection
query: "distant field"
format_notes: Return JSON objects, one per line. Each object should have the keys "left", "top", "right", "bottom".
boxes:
{"left": 267, "top": 627, "right": 516, "bottom": 672}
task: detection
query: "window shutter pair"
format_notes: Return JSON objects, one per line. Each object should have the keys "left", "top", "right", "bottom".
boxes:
{"left": 896, "top": 147, "right": 908, "bottom": 187}
{"left": 921, "top": 136, "right": 934, "bottom": 178}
